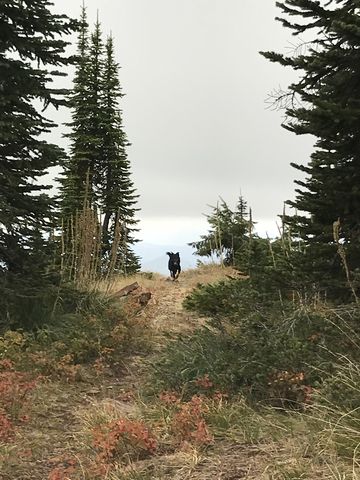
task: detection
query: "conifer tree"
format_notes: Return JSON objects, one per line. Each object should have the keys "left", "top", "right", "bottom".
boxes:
{"left": 190, "top": 196, "right": 253, "bottom": 266}
{"left": 0, "top": 0, "right": 76, "bottom": 325}
{"left": 261, "top": 0, "right": 360, "bottom": 298}
{"left": 87, "top": 17, "right": 104, "bottom": 197}
{"left": 61, "top": 15, "right": 140, "bottom": 275}
{"left": 99, "top": 35, "right": 140, "bottom": 273}
{"left": 61, "top": 11, "right": 105, "bottom": 215}
{"left": 61, "top": 5, "right": 92, "bottom": 218}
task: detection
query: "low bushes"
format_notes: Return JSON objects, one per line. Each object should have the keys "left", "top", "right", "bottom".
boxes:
{"left": 0, "top": 288, "right": 152, "bottom": 381}
{"left": 147, "top": 274, "right": 360, "bottom": 474}
{"left": 0, "top": 359, "right": 38, "bottom": 441}
{"left": 72, "top": 383, "right": 286, "bottom": 479}
{"left": 152, "top": 277, "right": 360, "bottom": 406}
{"left": 92, "top": 417, "right": 158, "bottom": 463}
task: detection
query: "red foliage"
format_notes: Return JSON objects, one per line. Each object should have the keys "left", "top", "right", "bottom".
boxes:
{"left": 159, "top": 390, "right": 181, "bottom": 405}
{"left": 195, "top": 374, "right": 214, "bottom": 390}
{"left": 171, "top": 395, "right": 213, "bottom": 447}
{"left": 0, "top": 413, "right": 14, "bottom": 441}
{"left": 0, "top": 359, "right": 37, "bottom": 441}
{"left": 48, "top": 457, "right": 78, "bottom": 480}
{"left": 92, "top": 418, "right": 157, "bottom": 462}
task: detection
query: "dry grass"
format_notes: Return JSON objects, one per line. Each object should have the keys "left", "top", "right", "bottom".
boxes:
{"left": 72, "top": 393, "right": 283, "bottom": 479}
{"left": 72, "top": 393, "right": 353, "bottom": 480}
{"left": 99, "top": 272, "right": 166, "bottom": 296}
{"left": 94, "top": 264, "right": 233, "bottom": 340}
{"left": 0, "top": 381, "right": 82, "bottom": 479}
{"left": 97, "top": 263, "right": 233, "bottom": 296}
{"left": 75, "top": 397, "right": 141, "bottom": 437}
{"left": 2, "top": 264, "right": 356, "bottom": 480}
{"left": 180, "top": 263, "right": 241, "bottom": 289}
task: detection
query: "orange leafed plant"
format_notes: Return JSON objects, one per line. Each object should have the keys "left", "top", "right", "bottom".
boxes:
{"left": 171, "top": 395, "right": 213, "bottom": 447}
{"left": 0, "top": 359, "right": 37, "bottom": 441}
{"left": 92, "top": 417, "right": 158, "bottom": 463}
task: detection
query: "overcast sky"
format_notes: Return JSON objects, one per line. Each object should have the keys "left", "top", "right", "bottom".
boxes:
{"left": 50, "top": 0, "right": 314, "bottom": 245}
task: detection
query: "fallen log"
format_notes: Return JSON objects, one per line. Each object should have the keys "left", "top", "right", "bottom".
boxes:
{"left": 110, "top": 282, "right": 140, "bottom": 299}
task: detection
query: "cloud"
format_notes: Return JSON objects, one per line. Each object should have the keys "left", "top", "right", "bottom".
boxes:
{"left": 49, "top": 0, "right": 313, "bottom": 243}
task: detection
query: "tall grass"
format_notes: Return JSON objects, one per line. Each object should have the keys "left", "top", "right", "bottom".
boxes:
{"left": 60, "top": 171, "right": 125, "bottom": 290}
{"left": 308, "top": 357, "right": 360, "bottom": 469}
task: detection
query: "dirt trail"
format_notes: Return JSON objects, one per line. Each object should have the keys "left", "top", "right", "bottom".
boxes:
{"left": 1, "top": 266, "right": 338, "bottom": 480}
{"left": 113, "top": 266, "right": 230, "bottom": 339}
{"left": 145, "top": 276, "right": 206, "bottom": 334}
{"left": 3, "top": 266, "right": 255, "bottom": 480}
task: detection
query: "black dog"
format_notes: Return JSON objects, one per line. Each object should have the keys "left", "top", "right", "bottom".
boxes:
{"left": 166, "top": 252, "right": 181, "bottom": 280}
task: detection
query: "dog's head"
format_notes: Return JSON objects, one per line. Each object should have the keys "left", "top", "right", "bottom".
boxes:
{"left": 166, "top": 251, "right": 180, "bottom": 266}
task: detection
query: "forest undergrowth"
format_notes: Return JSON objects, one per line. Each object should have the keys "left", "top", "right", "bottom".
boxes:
{"left": 0, "top": 264, "right": 359, "bottom": 479}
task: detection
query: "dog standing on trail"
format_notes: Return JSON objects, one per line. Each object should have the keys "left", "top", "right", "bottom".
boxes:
{"left": 166, "top": 252, "right": 181, "bottom": 280}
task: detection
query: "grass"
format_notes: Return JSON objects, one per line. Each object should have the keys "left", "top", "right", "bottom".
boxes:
{"left": 2, "top": 265, "right": 360, "bottom": 479}
{"left": 97, "top": 271, "right": 165, "bottom": 296}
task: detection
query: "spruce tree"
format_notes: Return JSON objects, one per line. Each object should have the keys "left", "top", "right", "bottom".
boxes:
{"left": 99, "top": 35, "right": 140, "bottom": 274}
{"left": 61, "top": 16, "right": 140, "bottom": 275}
{"left": 87, "top": 17, "right": 105, "bottom": 197}
{"left": 190, "top": 196, "right": 253, "bottom": 266}
{"left": 0, "top": 0, "right": 76, "bottom": 325}
{"left": 61, "top": 5, "right": 92, "bottom": 218}
{"left": 261, "top": 0, "right": 360, "bottom": 298}
{"left": 61, "top": 11, "right": 105, "bottom": 215}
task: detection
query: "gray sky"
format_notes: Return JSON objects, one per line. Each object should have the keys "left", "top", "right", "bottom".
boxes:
{"left": 50, "top": 0, "right": 314, "bottom": 244}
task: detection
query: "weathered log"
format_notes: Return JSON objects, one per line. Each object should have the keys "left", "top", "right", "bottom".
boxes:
{"left": 110, "top": 282, "right": 140, "bottom": 298}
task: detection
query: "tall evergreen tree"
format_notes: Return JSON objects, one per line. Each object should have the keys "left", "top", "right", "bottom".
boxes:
{"left": 87, "top": 17, "right": 104, "bottom": 197}
{"left": 261, "top": 0, "right": 360, "bottom": 298}
{"left": 61, "top": 10, "right": 104, "bottom": 215}
{"left": 99, "top": 35, "right": 140, "bottom": 273}
{"left": 0, "top": 0, "right": 77, "bottom": 325}
{"left": 61, "top": 15, "right": 140, "bottom": 275}
{"left": 61, "top": 5, "right": 92, "bottom": 218}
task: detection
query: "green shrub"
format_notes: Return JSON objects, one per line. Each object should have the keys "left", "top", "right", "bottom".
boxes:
{"left": 151, "top": 317, "right": 321, "bottom": 404}
{"left": 152, "top": 278, "right": 360, "bottom": 405}
{"left": 2, "top": 282, "right": 107, "bottom": 332}
{"left": 0, "top": 287, "right": 152, "bottom": 377}
{"left": 183, "top": 278, "right": 260, "bottom": 320}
